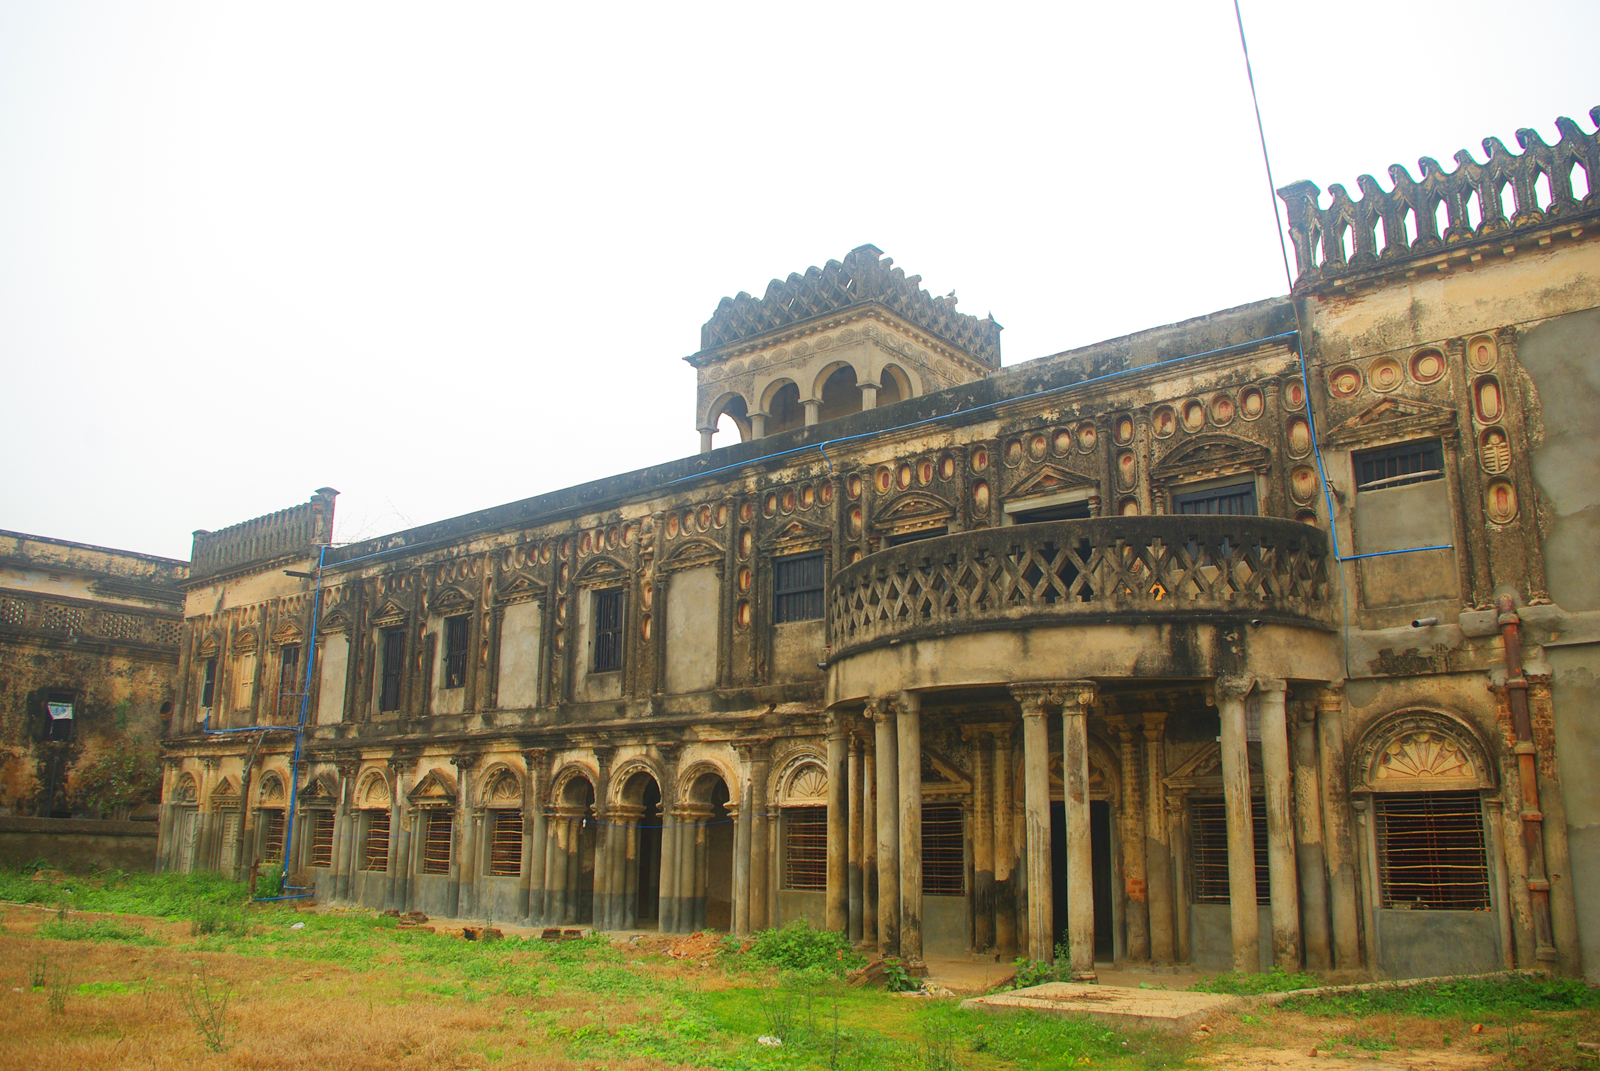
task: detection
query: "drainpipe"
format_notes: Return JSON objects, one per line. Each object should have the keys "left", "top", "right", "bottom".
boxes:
{"left": 1498, "top": 594, "right": 1557, "bottom": 963}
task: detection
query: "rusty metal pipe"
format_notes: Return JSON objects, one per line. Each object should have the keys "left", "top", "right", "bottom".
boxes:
{"left": 1498, "top": 593, "right": 1557, "bottom": 963}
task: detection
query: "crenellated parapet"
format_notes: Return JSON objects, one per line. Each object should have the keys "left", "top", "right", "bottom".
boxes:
{"left": 189, "top": 488, "right": 338, "bottom": 583}
{"left": 1278, "top": 107, "right": 1600, "bottom": 290}
{"left": 694, "top": 243, "right": 1002, "bottom": 368}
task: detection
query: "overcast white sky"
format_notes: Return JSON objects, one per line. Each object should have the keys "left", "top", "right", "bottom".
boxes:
{"left": 2, "top": 2, "right": 1595, "bottom": 561}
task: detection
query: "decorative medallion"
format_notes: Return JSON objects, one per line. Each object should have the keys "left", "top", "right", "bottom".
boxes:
{"left": 762, "top": 494, "right": 776, "bottom": 518}
{"left": 1290, "top": 465, "right": 1318, "bottom": 504}
{"left": 1480, "top": 429, "right": 1511, "bottom": 474}
{"left": 555, "top": 597, "right": 567, "bottom": 624}
{"left": 714, "top": 504, "right": 728, "bottom": 528}
{"left": 877, "top": 466, "right": 894, "bottom": 493}
{"left": 611, "top": 527, "right": 623, "bottom": 548}
{"left": 1076, "top": 423, "right": 1098, "bottom": 452}
{"left": 971, "top": 446, "right": 989, "bottom": 471}
{"left": 737, "top": 567, "right": 751, "bottom": 592}
{"left": 641, "top": 581, "right": 653, "bottom": 609}
{"left": 1209, "top": 393, "right": 1236, "bottom": 426}
{"left": 1053, "top": 429, "right": 1074, "bottom": 456}
{"left": 1376, "top": 730, "right": 1476, "bottom": 783}
{"left": 697, "top": 506, "right": 712, "bottom": 531}
{"left": 1114, "top": 415, "right": 1135, "bottom": 445}
{"left": 1152, "top": 406, "right": 1177, "bottom": 438}
{"left": 1028, "top": 434, "right": 1048, "bottom": 461}
{"left": 539, "top": 543, "right": 552, "bottom": 563}
{"left": 918, "top": 459, "right": 935, "bottom": 485}
{"left": 1475, "top": 376, "right": 1503, "bottom": 422}
{"left": 1410, "top": 348, "right": 1446, "bottom": 384}
{"left": 1004, "top": 440, "right": 1023, "bottom": 467}
{"left": 738, "top": 530, "right": 752, "bottom": 558}
{"left": 640, "top": 614, "right": 652, "bottom": 641}
{"left": 1287, "top": 417, "right": 1312, "bottom": 458}
{"left": 940, "top": 455, "right": 955, "bottom": 480}
{"left": 1284, "top": 381, "right": 1306, "bottom": 410}
{"left": 1239, "top": 388, "right": 1264, "bottom": 420}
{"left": 972, "top": 481, "right": 990, "bottom": 514}
{"left": 800, "top": 486, "right": 814, "bottom": 510}
{"left": 846, "top": 474, "right": 862, "bottom": 500}
{"left": 1329, "top": 366, "right": 1363, "bottom": 398}
{"left": 1468, "top": 336, "right": 1497, "bottom": 372}
{"left": 740, "top": 501, "right": 754, "bottom": 523}
{"left": 1116, "top": 451, "right": 1137, "bottom": 491}
{"left": 1368, "top": 357, "right": 1404, "bottom": 393}
{"left": 557, "top": 563, "right": 568, "bottom": 589}
{"left": 1485, "top": 479, "right": 1519, "bottom": 524}
{"left": 581, "top": 531, "right": 593, "bottom": 554}
{"left": 1119, "top": 498, "right": 1139, "bottom": 516}
{"left": 848, "top": 506, "right": 863, "bottom": 536}
{"left": 897, "top": 463, "right": 914, "bottom": 490}
{"left": 820, "top": 483, "right": 834, "bottom": 505}
{"left": 781, "top": 489, "right": 795, "bottom": 513}
{"left": 1181, "top": 401, "right": 1206, "bottom": 433}
{"left": 1296, "top": 509, "right": 1318, "bottom": 525}
{"left": 847, "top": 547, "right": 862, "bottom": 564}
{"left": 735, "top": 600, "right": 751, "bottom": 627}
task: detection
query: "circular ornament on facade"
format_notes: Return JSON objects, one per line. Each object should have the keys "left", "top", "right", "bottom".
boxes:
{"left": 1329, "top": 366, "right": 1362, "bottom": 398}
{"left": 738, "top": 530, "right": 752, "bottom": 559}
{"left": 681, "top": 509, "right": 695, "bottom": 535}
{"left": 641, "top": 580, "right": 653, "bottom": 609}
{"left": 1076, "top": 423, "right": 1098, "bottom": 452}
{"left": 725, "top": 359, "right": 746, "bottom": 376}
{"left": 820, "top": 482, "right": 834, "bottom": 505}
{"left": 740, "top": 501, "right": 754, "bottom": 524}
{"left": 896, "top": 463, "right": 914, "bottom": 490}
{"left": 781, "top": 489, "right": 796, "bottom": 513}
{"left": 1284, "top": 380, "right": 1306, "bottom": 410}
{"left": 1028, "top": 434, "right": 1048, "bottom": 461}
{"left": 1114, "top": 415, "right": 1134, "bottom": 445}
{"left": 581, "top": 531, "right": 593, "bottom": 555}
{"left": 793, "top": 341, "right": 812, "bottom": 357}
{"left": 640, "top": 613, "right": 651, "bottom": 641}
{"left": 1004, "top": 440, "right": 1023, "bottom": 467}
{"left": 814, "top": 335, "right": 832, "bottom": 350}
{"left": 1296, "top": 509, "right": 1318, "bottom": 526}
{"left": 539, "top": 543, "right": 552, "bottom": 564}
{"left": 557, "top": 563, "right": 568, "bottom": 589}
{"left": 1180, "top": 401, "right": 1205, "bottom": 432}
{"left": 762, "top": 493, "right": 777, "bottom": 518}
{"left": 1053, "top": 429, "right": 1074, "bottom": 456}
{"left": 553, "top": 633, "right": 564, "bottom": 653}
{"left": 1475, "top": 376, "right": 1503, "bottom": 423}
{"left": 847, "top": 547, "right": 862, "bottom": 564}
{"left": 1368, "top": 357, "right": 1404, "bottom": 393}
{"left": 1116, "top": 451, "right": 1137, "bottom": 491}
{"left": 846, "top": 474, "right": 862, "bottom": 499}
{"left": 1152, "top": 406, "right": 1176, "bottom": 438}
{"left": 848, "top": 506, "right": 863, "bottom": 536}
{"left": 714, "top": 504, "right": 728, "bottom": 528}
{"left": 1479, "top": 428, "right": 1511, "bottom": 474}
{"left": 624, "top": 523, "right": 638, "bottom": 546}
{"left": 555, "top": 597, "right": 567, "bottom": 624}
{"left": 971, "top": 446, "right": 989, "bottom": 471}
{"left": 735, "top": 600, "right": 751, "bottom": 628}
{"left": 1468, "top": 336, "right": 1497, "bottom": 372}
{"left": 607, "top": 527, "right": 619, "bottom": 548}
{"left": 876, "top": 466, "right": 894, "bottom": 493}
{"left": 940, "top": 455, "right": 955, "bottom": 480}
{"left": 697, "top": 506, "right": 712, "bottom": 530}
{"left": 737, "top": 567, "right": 752, "bottom": 592}
{"left": 1287, "top": 417, "right": 1312, "bottom": 458}
{"left": 1410, "top": 348, "right": 1446, "bottom": 384}
{"left": 1239, "top": 388, "right": 1264, "bottom": 420}
{"left": 800, "top": 485, "right": 815, "bottom": 510}
{"left": 839, "top": 328, "right": 857, "bottom": 343}
{"left": 972, "top": 481, "right": 990, "bottom": 513}
{"left": 1290, "top": 465, "right": 1318, "bottom": 504}
{"left": 1119, "top": 497, "right": 1139, "bottom": 516}
{"left": 1485, "top": 478, "right": 1519, "bottom": 524}
{"left": 1209, "top": 393, "right": 1236, "bottom": 426}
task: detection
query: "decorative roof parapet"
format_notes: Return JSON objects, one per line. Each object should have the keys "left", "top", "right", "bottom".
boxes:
{"left": 1277, "top": 107, "right": 1600, "bottom": 290}
{"left": 695, "top": 244, "right": 1002, "bottom": 368}
{"left": 189, "top": 488, "right": 338, "bottom": 582}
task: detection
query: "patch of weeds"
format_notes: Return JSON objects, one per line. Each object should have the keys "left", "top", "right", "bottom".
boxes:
{"left": 29, "top": 950, "right": 50, "bottom": 988}
{"left": 1281, "top": 974, "right": 1600, "bottom": 1022}
{"left": 1190, "top": 967, "right": 1321, "bottom": 995}
{"left": 77, "top": 980, "right": 136, "bottom": 997}
{"left": 1331, "top": 1028, "right": 1398, "bottom": 1052}
{"left": 746, "top": 918, "right": 866, "bottom": 975}
{"left": 46, "top": 963, "right": 72, "bottom": 1015}
{"left": 37, "top": 916, "right": 162, "bottom": 945}
{"left": 919, "top": 1016, "right": 959, "bottom": 1070}
{"left": 180, "top": 963, "right": 234, "bottom": 1053}
{"left": 191, "top": 899, "right": 251, "bottom": 937}
{"left": 884, "top": 957, "right": 919, "bottom": 993}
{"left": 1007, "top": 956, "right": 1064, "bottom": 989}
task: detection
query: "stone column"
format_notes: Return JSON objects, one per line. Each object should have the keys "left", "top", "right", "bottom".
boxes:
{"left": 803, "top": 399, "right": 820, "bottom": 426}
{"left": 748, "top": 744, "right": 771, "bottom": 932}
{"left": 826, "top": 711, "right": 850, "bottom": 935}
{"left": 732, "top": 778, "right": 752, "bottom": 936}
{"left": 523, "top": 750, "right": 548, "bottom": 925}
{"left": 1061, "top": 682, "right": 1098, "bottom": 980}
{"left": 1291, "top": 705, "right": 1331, "bottom": 970}
{"left": 862, "top": 745, "right": 878, "bottom": 948}
{"left": 333, "top": 762, "right": 356, "bottom": 902}
{"left": 1110, "top": 716, "right": 1148, "bottom": 963}
{"left": 692, "top": 804, "right": 710, "bottom": 931}
{"left": 1011, "top": 684, "right": 1056, "bottom": 963}
{"left": 657, "top": 808, "right": 679, "bottom": 934}
{"left": 963, "top": 725, "right": 996, "bottom": 954}
{"left": 542, "top": 813, "right": 566, "bottom": 927}
{"left": 622, "top": 807, "right": 642, "bottom": 929}
{"left": 1257, "top": 678, "right": 1301, "bottom": 972}
{"left": 385, "top": 761, "right": 406, "bottom": 912}
{"left": 870, "top": 697, "right": 900, "bottom": 957}
{"left": 1216, "top": 677, "right": 1260, "bottom": 972}
{"left": 1315, "top": 684, "right": 1362, "bottom": 970}
{"left": 750, "top": 412, "right": 768, "bottom": 439}
{"left": 859, "top": 381, "right": 879, "bottom": 409}
{"left": 1143, "top": 713, "right": 1174, "bottom": 964}
{"left": 897, "top": 691, "right": 924, "bottom": 969}
{"left": 698, "top": 427, "right": 714, "bottom": 454}
{"left": 1168, "top": 788, "right": 1188, "bottom": 962}
{"left": 992, "top": 728, "right": 1018, "bottom": 957}
{"left": 592, "top": 753, "right": 614, "bottom": 930}
{"left": 451, "top": 756, "right": 476, "bottom": 918}
{"left": 847, "top": 732, "right": 865, "bottom": 943}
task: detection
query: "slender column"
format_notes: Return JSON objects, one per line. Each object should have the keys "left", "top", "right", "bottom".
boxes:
{"left": 658, "top": 810, "right": 679, "bottom": 934}
{"left": 1316, "top": 684, "right": 1362, "bottom": 969}
{"left": 897, "top": 690, "right": 924, "bottom": 969}
{"left": 750, "top": 412, "right": 768, "bottom": 439}
{"left": 563, "top": 815, "right": 582, "bottom": 925}
{"left": 992, "top": 728, "right": 1018, "bottom": 957}
{"left": 332, "top": 764, "right": 355, "bottom": 902}
{"left": 1216, "top": 676, "right": 1260, "bottom": 972}
{"left": 963, "top": 725, "right": 996, "bottom": 954}
{"left": 803, "top": 399, "right": 820, "bottom": 425}
{"left": 385, "top": 761, "right": 405, "bottom": 912}
{"left": 1168, "top": 789, "right": 1189, "bottom": 962}
{"left": 541, "top": 814, "right": 564, "bottom": 927}
{"left": 732, "top": 780, "right": 752, "bottom": 936}
{"left": 1291, "top": 704, "right": 1330, "bottom": 970}
{"left": 1257, "top": 678, "right": 1301, "bottom": 971}
{"left": 698, "top": 427, "right": 715, "bottom": 454}
{"left": 451, "top": 758, "right": 476, "bottom": 918}
{"left": 623, "top": 811, "right": 641, "bottom": 929}
{"left": 1110, "top": 716, "right": 1148, "bottom": 963}
{"left": 1061, "top": 682, "right": 1098, "bottom": 980}
{"left": 607, "top": 814, "right": 628, "bottom": 931}
{"left": 1143, "top": 714, "right": 1174, "bottom": 964}
{"left": 847, "top": 733, "right": 865, "bottom": 943}
{"left": 748, "top": 745, "right": 771, "bottom": 932}
{"left": 396, "top": 806, "right": 415, "bottom": 912}
{"left": 859, "top": 381, "right": 879, "bottom": 410}
{"left": 523, "top": 751, "right": 548, "bottom": 924}
{"left": 692, "top": 805, "right": 710, "bottom": 931}
{"left": 592, "top": 755, "right": 614, "bottom": 930}
{"left": 1012, "top": 685, "right": 1056, "bottom": 963}
{"left": 871, "top": 697, "right": 900, "bottom": 957}
{"left": 1486, "top": 797, "right": 1516, "bottom": 970}
{"left": 825, "top": 711, "right": 850, "bottom": 935}
{"left": 862, "top": 747, "right": 878, "bottom": 948}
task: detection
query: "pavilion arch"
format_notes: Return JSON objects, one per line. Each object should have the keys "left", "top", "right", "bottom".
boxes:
{"left": 877, "top": 362, "right": 915, "bottom": 405}
{"left": 677, "top": 758, "right": 739, "bottom": 807}
{"left": 704, "top": 391, "right": 752, "bottom": 444}
{"left": 814, "top": 361, "right": 864, "bottom": 422}
{"left": 758, "top": 377, "right": 805, "bottom": 435}
{"left": 477, "top": 762, "right": 524, "bottom": 808}
{"left": 1349, "top": 707, "right": 1497, "bottom": 794}
{"left": 609, "top": 757, "right": 665, "bottom": 809}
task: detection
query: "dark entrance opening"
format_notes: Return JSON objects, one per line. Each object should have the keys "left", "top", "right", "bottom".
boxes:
{"left": 1050, "top": 800, "right": 1116, "bottom": 961}
{"left": 637, "top": 780, "right": 662, "bottom": 923}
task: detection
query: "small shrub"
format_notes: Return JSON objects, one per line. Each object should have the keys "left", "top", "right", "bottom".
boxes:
{"left": 180, "top": 963, "right": 233, "bottom": 1053}
{"left": 1008, "top": 957, "right": 1063, "bottom": 989}
{"left": 746, "top": 919, "right": 865, "bottom": 975}
{"left": 37, "top": 917, "right": 161, "bottom": 945}
{"left": 46, "top": 965, "right": 72, "bottom": 1015}
{"left": 191, "top": 900, "right": 250, "bottom": 937}
{"left": 255, "top": 863, "right": 285, "bottom": 899}
{"left": 884, "top": 957, "right": 918, "bottom": 993}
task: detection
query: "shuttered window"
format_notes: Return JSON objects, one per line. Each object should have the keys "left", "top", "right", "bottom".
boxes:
{"left": 1174, "top": 482, "right": 1257, "bottom": 516}
{"left": 1190, "top": 798, "right": 1269, "bottom": 905}
{"left": 443, "top": 615, "right": 469, "bottom": 689}
{"left": 363, "top": 810, "right": 390, "bottom": 871}
{"left": 201, "top": 658, "right": 217, "bottom": 708}
{"left": 422, "top": 810, "right": 453, "bottom": 874}
{"left": 309, "top": 810, "right": 335, "bottom": 868}
{"left": 278, "top": 644, "right": 301, "bottom": 714}
{"left": 783, "top": 807, "right": 827, "bottom": 889}
{"left": 263, "top": 809, "right": 286, "bottom": 863}
{"left": 1377, "top": 791, "right": 1489, "bottom": 909}
{"left": 592, "top": 589, "right": 625, "bottom": 672}
{"left": 1355, "top": 440, "right": 1443, "bottom": 492}
{"left": 922, "top": 804, "right": 965, "bottom": 895}
{"left": 773, "top": 553, "right": 825, "bottom": 623}
{"left": 488, "top": 810, "right": 523, "bottom": 877}
{"left": 379, "top": 628, "right": 405, "bottom": 712}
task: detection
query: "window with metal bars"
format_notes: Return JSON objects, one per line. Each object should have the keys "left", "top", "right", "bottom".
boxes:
{"left": 1174, "top": 482, "right": 1257, "bottom": 516}
{"left": 362, "top": 810, "right": 390, "bottom": 871}
{"left": 201, "top": 658, "right": 217, "bottom": 708}
{"left": 1376, "top": 791, "right": 1489, "bottom": 909}
{"left": 783, "top": 807, "right": 827, "bottom": 889}
{"left": 422, "top": 809, "right": 453, "bottom": 875}
{"left": 591, "top": 588, "right": 625, "bottom": 672}
{"left": 443, "top": 615, "right": 469, "bottom": 689}
{"left": 773, "top": 552, "right": 825, "bottom": 623}
{"left": 279, "top": 644, "right": 301, "bottom": 701}
{"left": 1355, "top": 440, "right": 1444, "bottom": 492}
{"left": 379, "top": 627, "right": 405, "bottom": 712}
{"left": 488, "top": 810, "right": 523, "bottom": 877}
{"left": 262, "top": 809, "right": 285, "bottom": 863}
{"left": 887, "top": 527, "right": 948, "bottom": 547}
{"left": 922, "top": 804, "right": 965, "bottom": 895}
{"left": 1189, "top": 798, "right": 1269, "bottom": 904}
{"left": 309, "top": 810, "right": 335, "bottom": 868}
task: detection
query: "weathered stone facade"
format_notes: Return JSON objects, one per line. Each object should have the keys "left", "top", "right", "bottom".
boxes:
{"left": 157, "top": 108, "right": 1600, "bottom": 982}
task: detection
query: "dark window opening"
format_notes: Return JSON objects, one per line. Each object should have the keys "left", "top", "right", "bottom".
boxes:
{"left": 1174, "top": 482, "right": 1258, "bottom": 516}
{"left": 201, "top": 658, "right": 217, "bottom": 708}
{"left": 773, "top": 552, "right": 825, "bottom": 623}
{"left": 44, "top": 693, "right": 75, "bottom": 743}
{"left": 1012, "top": 501, "right": 1093, "bottom": 524}
{"left": 1377, "top": 791, "right": 1490, "bottom": 909}
{"left": 263, "top": 810, "right": 286, "bottom": 863}
{"left": 422, "top": 810, "right": 453, "bottom": 874}
{"left": 379, "top": 627, "right": 405, "bottom": 712}
{"left": 1190, "top": 798, "right": 1269, "bottom": 905}
{"left": 592, "top": 588, "right": 625, "bottom": 672}
{"left": 783, "top": 807, "right": 827, "bottom": 889}
{"left": 309, "top": 810, "right": 335, "bottom": 868}
{"left": 443, "top": 615, "right": 469, "bottom": 689}
{"left": 922, "top": 804, "right": 965, "bottom": 895}
{"left": 278, "top": 644, "right": 301, "bottom": 714}
{"left": 887, "top": 527, "right": 948, "bottom": 547}
{"left": 1355, "top": 440, "right": 1444, "bottom": 492}
{"left": 363, "top": 810, "right": 390, "bottom": 871}
{"left": 488, "top": 810, "right": 523, "bottom": 876}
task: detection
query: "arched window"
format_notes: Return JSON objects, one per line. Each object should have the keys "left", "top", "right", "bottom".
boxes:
{"left": 817, "top": 365, "right": 863, "bottom": 422}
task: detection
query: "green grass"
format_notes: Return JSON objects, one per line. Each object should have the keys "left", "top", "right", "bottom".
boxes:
{"left": 1280, "top": 974, "right": 1600, "bottom": 1022}
{"left": 0, "top": 866, "right": 249, "bottom": 917}
{"left": 35, "top": 916, "right": 163, "bottom": 945}
{"left": 1189, "top": 968, "right": 1322, "bottom": 995}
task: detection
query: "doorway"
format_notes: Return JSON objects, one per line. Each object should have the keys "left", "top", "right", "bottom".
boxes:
{"left": 1050, "top": 800, "right": 1115, "bottom": 961}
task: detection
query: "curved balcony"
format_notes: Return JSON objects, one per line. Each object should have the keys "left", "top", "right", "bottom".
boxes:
{"left": 827, "top": 516, "right": 1333, "bottom": 663}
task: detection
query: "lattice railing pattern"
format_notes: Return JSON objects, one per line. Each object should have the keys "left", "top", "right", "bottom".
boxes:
{"left": 0, "top": 591, "right": 182, "bottom": 650}
{"left": 827, "top": 517, "right": 1331, "bottom": 656}
{"left": 1278, "top": 107, "right": 1600, "bottom": 288}
{"left": 700, "top": 243, "right": 1003, "bottom": 367}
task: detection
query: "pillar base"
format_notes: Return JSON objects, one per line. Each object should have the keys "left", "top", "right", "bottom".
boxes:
{"left": 1069, "top": 969, "right": 1099, "bottom": 984}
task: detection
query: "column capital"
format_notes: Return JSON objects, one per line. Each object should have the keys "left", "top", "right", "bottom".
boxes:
{"left": 865, "top": 695, "right": 898, "bottom": 723}
{"left": 450, "top": 752, "right": 479, "bottom": 771}
{"left": 1214, "top": 674, "right": 1255, "bottom": 701}
{"left": 1255, "top": 678, "right": 1289, "bottom": 697}
{"left": 1142, "top": 711, "right": 1169, "bottom": 740}
{"left": 825, "top": 708, "right": 852, "bottom": 737}
{"left": 896, "top": 689, "right": 922, "bottom": 714}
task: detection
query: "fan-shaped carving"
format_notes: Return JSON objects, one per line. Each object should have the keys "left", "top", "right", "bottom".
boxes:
{"left": 1350, "top": 709, "right": 1494, "bottom": 793}
{"left": 258, "top": 772, "right": 286, "bottom": 804}
{"left": 481, "top": 766, "right": 522, "bottom": 806}
{"left": 1376, "top": 731, "right": 1476, "bottom": 782}
{"left": 783, "top": 764, "right": 828, "bottom": 804}
{"left": 357, "top": 770, "right": 390, "bottom": 808}
{"left": 173, "top": 774, "right": 199, "bottom": 804}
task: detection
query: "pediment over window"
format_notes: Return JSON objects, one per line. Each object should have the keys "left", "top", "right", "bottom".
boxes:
{"left": 271, "top": 621, "right": 304, "bottom": 647}
{"left": 877, "top": 492, "right": 954, "bottom": 527}
{"left": 661, "top": 537, "right": 723, "bottom": 574}
{"left": 1349, "top": 709, "right": 1494, "bottom": 793}
{"left": 319, "top": 608, "right": 352, "bottom": 634}
{"left": 1007, "top": 463, "right": 1098, "bottom": 499}
{"left": 778, "top": 761, "right": 828, "bottom": 805}
{"left": 759, "top": 516, "right": 831, "bottom": 553}
{"left": 211, "top": 777, "right": 239, "bottom": 804}
{"left": 574, "top": 556, "right": 629, "bottom": 586}
{"left": 297, "top": 772, "right": 339, "bottom": 803}
{"left": 357, "top": 769, "right": 391, "bottom": 808}
{"left": 429, "top": 585, "right": 475, "bottom": 617}
{"left": 1151, "top": 434, "right": 1271, "bottom": 482}
{"left": 920, "top": 749, "right": 970, "bottom": 793}
{"left": 407, "top": 766, "right": 458, "bottom": 804}
{"left": 371, "top": 600, "right": 411, "bottom": 628}
{"left": 492, "top": 567, "right": 547, "bottom": 606}
{"left": 1324, "top": 397, "right": 1457, "bottom": 448}
{"left": 1164, "top": 740, "right": 1265, "bottom": 793}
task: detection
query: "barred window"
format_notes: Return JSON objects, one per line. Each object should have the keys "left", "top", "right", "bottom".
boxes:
{"left": 922, "top": 804, "right": 965, "bottom": 895}
{"left": 488, "top": 810, "right": 523, "bottom": 877}
{"left": 279, "top": 644, "right": 301, "bottom": 701}
{"left": 773, "top": 553, "right": 824, "bottom": 623}
{"left": 362, "top": 810, "right": 390, "bottom": 871}
{"left": 201, "top": 658, "right": 217, "bottom": 708}
{"left": 379, "top": 628, "right": 405, "bottom": 712}
{"left": 783, "top": 807, "right": 827, "bottom": 889}
{"left": 309, "top": 810, "right": 335, "bottom": 868}
{"left": 1377, "top": 791, "right": 1490, "bottom": 909}
{"left": 592, "top": 589, "right": 625, "bottom": 672}
{"left": 422, "top": 810, "right": 453, "bottom": 875}
{"left": 1355, "top": 440, "right": 1443, "bottom": 492}
{"left": 262, "top": 809, "right": 285, "bottom": 863}
{"left": 1174, "top": 482, "right": 1257, "bottom": 516}
{"left": 443, "top": 615, "right": 469, "bottom": 689}
{"left": 1190, "top": 798, "right": 1268, "bottom": 905}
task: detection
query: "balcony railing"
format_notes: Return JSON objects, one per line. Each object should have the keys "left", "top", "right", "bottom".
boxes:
{"left": 827, "top": 517, "right": 1332, "bottom": 658}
